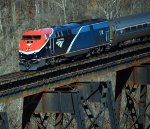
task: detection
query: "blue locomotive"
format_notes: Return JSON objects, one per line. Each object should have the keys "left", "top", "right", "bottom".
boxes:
{"left": 19, "top": 12, "right": 150, "bottom": 70}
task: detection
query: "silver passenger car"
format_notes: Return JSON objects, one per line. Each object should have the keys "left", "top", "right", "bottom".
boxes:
{"left": 110, "top": 12, "right": 150, "bottom": 46}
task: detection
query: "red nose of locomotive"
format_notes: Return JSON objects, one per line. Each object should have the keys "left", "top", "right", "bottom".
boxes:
{"left": 19, "top": 28, "right": 53, "bottom": 54}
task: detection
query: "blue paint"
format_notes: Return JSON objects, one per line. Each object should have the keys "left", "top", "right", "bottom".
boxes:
{"left": 69, "top": 21, "right": 110, "bottom": 52}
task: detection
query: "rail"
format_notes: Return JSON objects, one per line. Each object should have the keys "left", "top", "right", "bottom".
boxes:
{"left": 0, "top": 42, "right": 149, "bottom": 102}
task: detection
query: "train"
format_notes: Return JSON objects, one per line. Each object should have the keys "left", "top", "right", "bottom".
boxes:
{"left": 19, "top": 12, "right": 150, "bottom": 71}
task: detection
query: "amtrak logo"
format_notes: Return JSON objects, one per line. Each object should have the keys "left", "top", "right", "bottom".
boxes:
{"left": 56, "top": 38, "right": 64, "bottom": 48}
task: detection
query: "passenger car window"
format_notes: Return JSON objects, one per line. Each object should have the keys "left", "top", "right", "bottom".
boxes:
{"left": 137, "top": 25, "right": 142, "bottom": 29}
{"left": 143, "top": 23, "right": 148, "bottom": 28}
{"left": 131, "top": 26, "right": 136, "bottom": 31}
{"left": 125, "top": 27, "right": 131, "bottom": 33}
{"left": 118, "top": 29, "right": 124, "bottom": 34}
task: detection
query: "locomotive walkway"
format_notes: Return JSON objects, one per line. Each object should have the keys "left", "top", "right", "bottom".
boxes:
{"left": 0, "top": 42, "right": 149, "bottom": 102}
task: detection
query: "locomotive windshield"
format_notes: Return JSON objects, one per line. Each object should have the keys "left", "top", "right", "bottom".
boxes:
{"left": 22, "top": 35, "right": 41, "bottom": 40}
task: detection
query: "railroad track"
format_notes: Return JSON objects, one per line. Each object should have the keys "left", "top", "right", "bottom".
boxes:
{"left": 0, "top": 41, "right": 149, "bottom": 85}
{"left": 0, "top": 42, "right": 149, "bottom": 102}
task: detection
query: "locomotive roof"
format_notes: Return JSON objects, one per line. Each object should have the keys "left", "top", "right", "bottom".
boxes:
{"left": 111, "top": 12, "right": 150, "bottom": 29}
{"left": 75, "top": 18, "right": 107, "bottom": 25}
{"left": 53, "top": 23, "right": 80, "bottom": 31}
{"left": 53, "top": 18, "right": 107, "bottom": 31}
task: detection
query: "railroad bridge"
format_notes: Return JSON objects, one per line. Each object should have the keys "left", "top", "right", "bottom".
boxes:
{"left": 0, "top": 42, "right": 149, "bottom": 129}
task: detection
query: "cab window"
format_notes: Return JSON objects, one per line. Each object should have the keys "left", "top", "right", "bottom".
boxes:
{"left": 22, "top": 35, "right": 41, "bottom": 40}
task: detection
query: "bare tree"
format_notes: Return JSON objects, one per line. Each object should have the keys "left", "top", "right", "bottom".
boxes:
{"left": 35, "top": 0, "right": 40, "bottom": 28}
{"left": 50, "top": 0, "right": 67, "bottom": 24}
{"left": 95, "top": 0, "right": 122, "bottom": 19}
{"left": 0, "top": 11, "right": 2, "bottom": 32}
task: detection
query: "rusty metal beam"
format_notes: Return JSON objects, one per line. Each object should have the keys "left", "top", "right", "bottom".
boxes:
{"left": 22, "top": 90, "right": 86, "bottom": 129}
{"left": 125, "top": 85, "right": 139, "bottom": 129}
{"left": 22, "top": 82, "right": 120, "bottom": 129}
{"left": 138, "top": 85, "right": 147, "bottom": 129}
{"left": 55, "top": 113, "right": 63, "bottom": 129}
{"left": 127, "top": 65, "right": 150, "bottom": 85}
{"left": 115, "top": 66, "right": 149, "bottom": 129}
{"left": 115, "top": 68, "right": 133, "bottom": 123}
{"left": 0, "top": 112, "right": 9, "bottom": 129}
{"left": 22, "top": 93, "right": 42, "bottom": 129}
{"left": 32, "top": 113, "right": 49, "bottom": 129}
